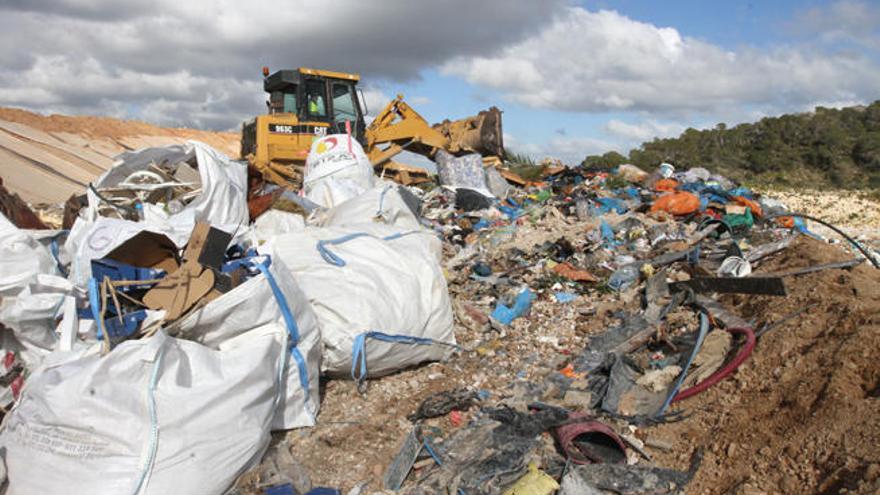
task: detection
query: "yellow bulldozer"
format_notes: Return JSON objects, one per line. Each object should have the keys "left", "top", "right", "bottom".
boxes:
{"left": 241, "top": 67, "right": 504, "bottom": 188}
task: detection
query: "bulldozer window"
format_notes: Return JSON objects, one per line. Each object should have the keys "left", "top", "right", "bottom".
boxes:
{"left": 305, "top": 79, "right": 327, "bottom": 118}
{"left": 268, "top": 83, "right": 297, "bottom": 114}
{"left": 282, "top": 91, "right": 297, "bottom": 113}
{"left": 332, "top": 83, "right": 357, "bottom": 123}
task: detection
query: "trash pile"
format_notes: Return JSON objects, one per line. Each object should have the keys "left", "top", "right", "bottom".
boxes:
{"left": 1, "top": 139, "right": 879, "bottom": 494}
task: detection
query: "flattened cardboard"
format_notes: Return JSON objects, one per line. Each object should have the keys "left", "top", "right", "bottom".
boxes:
{"left": 104, "top": 231, "right": 180, "bottom": 274}
{"left": 141, "top": 222, "right": 234, "bottom": 322}
{"left": 143, "top": 263, "right": 214, "bottom": 320}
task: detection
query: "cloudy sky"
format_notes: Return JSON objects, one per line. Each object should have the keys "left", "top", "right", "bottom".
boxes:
{"left": 1, "top": 0, "right": 878, "bottom": 164}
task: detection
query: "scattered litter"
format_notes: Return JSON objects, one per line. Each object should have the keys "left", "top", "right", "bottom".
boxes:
{"left": 553, "top": 413, "right": 628, "bottom": 464}
{"left": 1, "top": 134, "right": 878, "bottom": 495}
{"left": 490, "top": 287, "right": 535, "bottom": 325}
{"left": 554, "top": 291, "right": 577, "bottom": 303}
{"left": 408, "top": 388, "right": 479, "bottom": 421}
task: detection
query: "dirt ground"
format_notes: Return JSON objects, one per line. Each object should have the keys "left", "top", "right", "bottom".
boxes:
{"left": 0, "top": 107, "right": 240, "bottom": 155}
{"left": 650, "top": 236, "right": 880, "bottom": 494}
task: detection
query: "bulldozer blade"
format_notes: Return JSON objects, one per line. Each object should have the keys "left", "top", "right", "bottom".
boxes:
{"left": 433, "top": 106, "right": 504, "bottom": 157}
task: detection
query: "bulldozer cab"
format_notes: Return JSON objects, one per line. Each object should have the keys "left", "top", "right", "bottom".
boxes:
{"left": 241, "top": 67, "right": 368, "bottom": 188}
{"left": 263, "top": 68, "right": 367, "bottom": 140}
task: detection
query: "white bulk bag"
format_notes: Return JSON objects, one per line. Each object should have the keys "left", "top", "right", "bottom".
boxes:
{"left": 173, "top": 255, "right": 321, "bottom": 429}
{"left": 312, "top": 183, "right": 421, "bottom": 229}
{"left": 86, "top": 141, "right": 248, "bottom": 236}
{"left": 0, "top": 213, "right": 57, "bottom": 296}
{"left": 0, "top": 216, "right": 69, "bottom": 368}
{"left": 0, "top": 274, "right": 74, "bottom": 368}
{"left": 263, "top": 224, "right": 454, "bottom": 379}
{"left": 303, "top": 134, "right": 374, "bottom": 208}
{"left": 250, "top": 210, "right": 306, "bottom": 245}
{"left": 67, "top": 141, "right": 248, "bottom": 287}
{"left": 0, "top": 326, "right": 286, "bottom": 495}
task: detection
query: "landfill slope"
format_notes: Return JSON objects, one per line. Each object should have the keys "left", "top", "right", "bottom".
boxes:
{"left": 651, "top": 236, "right": 880, "bottom": 494}
{"left": 0, "top": 107, "right": 240, "bottom": 204}
{"left": 283, "top": 197, "right": 880, "bottom": 492}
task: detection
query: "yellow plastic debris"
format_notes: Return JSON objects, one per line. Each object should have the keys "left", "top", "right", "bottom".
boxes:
{"left": 502, "top": 463, "right": 560, "bottom": 495}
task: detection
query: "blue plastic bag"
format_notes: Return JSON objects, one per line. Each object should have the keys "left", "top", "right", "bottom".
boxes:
{"left": 554, "top": 291, "right": 577, "bottom": 303}
{"left": 594, "top": 197, "right": 627, "bottom": 214}
{"left": 491, "top": 288, "right": 535, "bottom": 325}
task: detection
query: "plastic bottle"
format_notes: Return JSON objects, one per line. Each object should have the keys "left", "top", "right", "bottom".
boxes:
{"left": 575, "top": 199, "right": 591, "bottom": 220}
{"left": 608, "top": 264, "right": 639, "bottom": 291}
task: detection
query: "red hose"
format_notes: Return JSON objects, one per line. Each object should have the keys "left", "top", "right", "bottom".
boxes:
{"left": 672, "top": 327, "right": 755, "bottom": 402}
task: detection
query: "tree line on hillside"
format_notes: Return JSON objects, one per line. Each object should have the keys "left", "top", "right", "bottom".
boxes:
{"left": 581, "top": 101, "right": 880, "bottom": 189}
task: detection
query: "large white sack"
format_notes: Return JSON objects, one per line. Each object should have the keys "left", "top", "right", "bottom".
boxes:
{"left": 82, "top": 141, "right": 248, "bottom": 245}
{"left": 0, "top": 274, "right": 74, "bottom": 368}
{"left": 312, "top": 183, "right": 421, "bottom": 229}
{"left": 303, "top": 134, "right": 374, "bottom": 208}
{"left": 0, "top": 213, "right": 57, "bottom": 296}
{"left": 0, "top": 326, "right": 286, "bottom": 495}
{"left": 172, "top": 255, "right": 321, "bottom": 429}
{"left": 0, "top": 216, "right": 68, "bottom": 369}
{"left": 250, "top": 209, "right": 306, "bottom": 246}
{"left": 262, "top": 224, "right": 454, "bottom": 379}
{"left": 66, "top": 141, "right": 248, "bottom": 287}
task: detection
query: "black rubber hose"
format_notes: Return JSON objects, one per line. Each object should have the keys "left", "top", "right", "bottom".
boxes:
{"left": 762, "top": 212, "right": 880, "bottom": 269}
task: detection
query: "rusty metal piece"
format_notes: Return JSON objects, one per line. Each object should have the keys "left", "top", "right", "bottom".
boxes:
{"left": 499, "top": 168, "right": 527, "bottom": 186}
{"left": 62, "top": 193, "right": 86, "bottom": 229}
{"left": 0, "top": 177, "right": 48, "bottom": 229}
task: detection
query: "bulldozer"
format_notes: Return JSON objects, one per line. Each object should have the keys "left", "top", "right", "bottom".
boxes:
{"left": 241, "top": 67, "right": 504, "bottom": 188}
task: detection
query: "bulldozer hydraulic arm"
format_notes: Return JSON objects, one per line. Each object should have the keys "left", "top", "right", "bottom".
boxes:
{"left": 365, "top": 95, "right": 504, "bottom": 169}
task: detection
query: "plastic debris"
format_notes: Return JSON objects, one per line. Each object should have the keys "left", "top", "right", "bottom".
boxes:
{"left": 554, "top": 291, "right": 577, "bottom": 303}
{"left": 490, "top": 287, "right": 535, "bottom": 325}
{"left": 2, "top": 131, "right": 878, "bottom": 495}
{"left": 502, "top": 463, "right": 560, "bottom": 495}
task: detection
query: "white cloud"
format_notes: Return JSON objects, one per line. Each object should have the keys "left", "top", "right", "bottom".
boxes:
{"left": 503, "top": 132, "right": 542, "bottom": 156}
{"left": 604, "top": 119, "right": 686, "bottom": 142}
{"left": 791, "top": 1, "right": 880, "bottom": 50}
{"left": 0, "top": 0, "right": 565, "bottom": 129}
{"left": 505, "top": 132, "right": 621, "bottom": 165}
{"left": 408, "top": 96, "right": 432, "bottom": 106}
{"left": 442, "top": 7, "right": 880, "bottom": 117}
{"left": 359, "top": 87, "right": 392, "bottom": 118}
